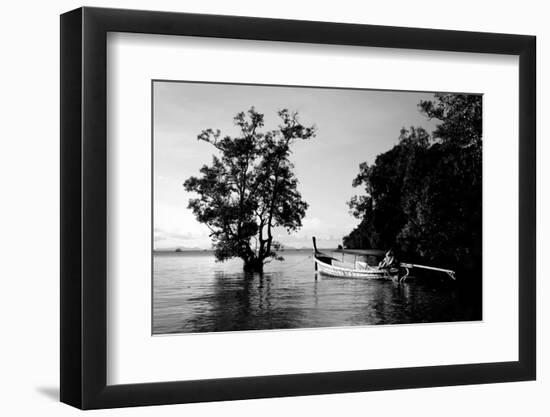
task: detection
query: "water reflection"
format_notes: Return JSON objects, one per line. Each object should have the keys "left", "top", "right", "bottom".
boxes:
{"left": 153, "top": 251, "right": 480, "bottom": 334}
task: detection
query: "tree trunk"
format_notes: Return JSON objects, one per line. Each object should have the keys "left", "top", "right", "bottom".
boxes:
{"left": 243, "top": 257, "right": 264, "bottom": 273}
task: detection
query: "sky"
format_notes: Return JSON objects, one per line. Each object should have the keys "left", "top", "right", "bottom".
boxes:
{"left": 153, "top": 81, "right": 438, "bottom": 250}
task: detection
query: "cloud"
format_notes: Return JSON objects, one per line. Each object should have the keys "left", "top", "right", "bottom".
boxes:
{"left": 154, "top": 229, "right": 208, "bottom": 241}
{"left": 300, "top": 217, "right": 321, "bottom": 231}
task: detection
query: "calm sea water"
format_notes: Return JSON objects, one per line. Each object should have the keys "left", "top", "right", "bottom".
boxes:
{"left": 153, "top": 250, "right": 480, "bottom": 334}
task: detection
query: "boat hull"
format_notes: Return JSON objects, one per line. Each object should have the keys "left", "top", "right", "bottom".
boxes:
{"left": 315, "top": 258, "right": 399, "bottom": 280}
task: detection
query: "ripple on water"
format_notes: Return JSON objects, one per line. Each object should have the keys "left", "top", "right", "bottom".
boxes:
{"left": 152, "top": 251, "right": 480, "bottom": 334}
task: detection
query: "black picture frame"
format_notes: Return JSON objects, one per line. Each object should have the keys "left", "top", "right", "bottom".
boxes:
{"left": 60, "top": 6, "right": 536, "bottom": 410}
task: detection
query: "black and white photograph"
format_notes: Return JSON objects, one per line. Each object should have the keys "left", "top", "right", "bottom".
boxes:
{"left": 0, "top": 0, "right": 544, "bottom": 413}
{"left": 152, "top": 81, "right": 483, "bottom": 334}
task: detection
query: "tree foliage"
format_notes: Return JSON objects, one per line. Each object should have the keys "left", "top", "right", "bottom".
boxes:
{"left": 344, "top": 94, "right": 482, "bottom": 279}
{"left": 184, "top": 107, "right": 316, "bottom": 272}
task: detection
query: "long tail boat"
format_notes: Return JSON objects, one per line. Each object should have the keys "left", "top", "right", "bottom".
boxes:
{"left": 312, "top": 237, "right": 455, "bottom": 282}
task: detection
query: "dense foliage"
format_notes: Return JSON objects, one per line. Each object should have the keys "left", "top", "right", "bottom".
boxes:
{"left": 344, "top": 94, "right": 482, "bottom": 279}
{"left": 184, "top": 108, "right": 315, "bottom": 272}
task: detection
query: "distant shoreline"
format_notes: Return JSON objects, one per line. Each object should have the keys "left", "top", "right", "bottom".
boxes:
{"left": 153, "top": 248, "right": 323, "bottom": 254}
